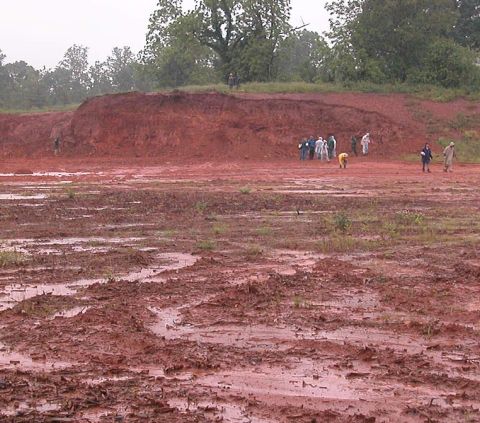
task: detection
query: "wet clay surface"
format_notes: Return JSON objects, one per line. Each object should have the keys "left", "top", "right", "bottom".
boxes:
{"left": 0, "top": 160, "right": 479, "bottom": 422}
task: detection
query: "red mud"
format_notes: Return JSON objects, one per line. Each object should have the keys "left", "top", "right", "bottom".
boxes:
{"left": 1, "top": 91, "right": 478, "bottom": 161}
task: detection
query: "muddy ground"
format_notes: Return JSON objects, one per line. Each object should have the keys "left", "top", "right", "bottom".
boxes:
{"left": 0, "top": 159, "right": 479, "bottom": 422}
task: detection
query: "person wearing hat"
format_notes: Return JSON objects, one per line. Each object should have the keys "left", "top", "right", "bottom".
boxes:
{"left": 443, "top": 142, "right": 456, "bottom": 172}
{"left": 420, "top": 143, "right": 433, "bottom": 173}
{"left": 338, "top": 153, "right": 349, "bottom": 169}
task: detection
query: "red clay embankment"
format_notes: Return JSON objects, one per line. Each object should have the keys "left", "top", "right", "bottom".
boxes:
{"left": 0, "top": 91, "right": 477, "bottom": 160}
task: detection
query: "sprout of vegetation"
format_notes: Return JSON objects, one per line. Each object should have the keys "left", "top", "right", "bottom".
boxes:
{"left": 333, "top": 213, "right": 352, "bottom": 232}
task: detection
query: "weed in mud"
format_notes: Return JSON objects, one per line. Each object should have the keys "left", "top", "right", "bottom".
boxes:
{"left": 105, "top": 270, "right": 117, "bottom": 283}
{"left": 212, "top": 223, "right": 229, "bottom": 235}
{"left": 293, "top": 295, "right": 304, "bottom": 309}
{"left": 239, "top": 186, "right": 252, "bottom": 195}
{"left": 66, "top": 188, "right": 76, "bottom": 200}
{"left": 196, "top": 239, "right": 216, "bottom": 251}
{"left": 383, "top": 222, "right": 400, "bottom": 239}
{"left": 333, "top": 213, "right": 352, "bottom": 233}
{"left": 256, "top": 226, "right": 273, "bottom": 237}
{"left": 395, "top": 210, "right": 425, "bottom": 226}
{"left": 0, "top": 250, "right": 26, "bottom": 267}
{"left": 244, "top": 244, "right": 263, "bottom": 260}
{"left": 421, "top": 320, "right": 441, "bottom": 338}
{"left": 194, "top": 201, "right": 209, "bottom": 214}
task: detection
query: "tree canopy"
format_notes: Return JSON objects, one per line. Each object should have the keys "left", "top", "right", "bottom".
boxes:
{"left": 0, "top": 0, "right": 479, "bottom": 110}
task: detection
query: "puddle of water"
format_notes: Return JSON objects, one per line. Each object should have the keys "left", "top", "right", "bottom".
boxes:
{"left": 0, "top": 172, "right": 91, "bottom": 177}
{"left": 0, "top": 252, "right": 197, "bottom": 310}
{"left": 2, "top": 400, "right": 61, "bottom": 417}
{"left": 0, "top": 194, "right": 47, "bottom": 200}
{"left": 0, "top": 342, "right": 71, "bottom": 372}
{"left": 169, "top": 398, "right": 274, "bottom": 423}
{"left": 50, "top": 306, "right": 91, "bottom": 319}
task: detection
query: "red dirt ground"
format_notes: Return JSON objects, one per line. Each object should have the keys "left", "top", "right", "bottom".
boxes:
{"left": 1, "top": 92, "right": 479, "bottom": 422}
{"left": 1, "top": 92, "right": 478, "bottom": 161}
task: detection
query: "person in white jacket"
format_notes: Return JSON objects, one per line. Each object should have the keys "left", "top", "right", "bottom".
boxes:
{"left": 361, "top": 133, "right": 371, "bottom": 155}
{"left": 315, "top": 137, "right": 323, "bottom": 159}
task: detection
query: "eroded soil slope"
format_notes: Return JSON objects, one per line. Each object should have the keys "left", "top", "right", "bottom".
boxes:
{"left": 1, "top": 91, "right": 478, "bottom": 160}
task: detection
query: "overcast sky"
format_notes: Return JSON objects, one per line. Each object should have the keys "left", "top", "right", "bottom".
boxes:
{"left": 0, "top": 0, "right": 330, "bottom": 69}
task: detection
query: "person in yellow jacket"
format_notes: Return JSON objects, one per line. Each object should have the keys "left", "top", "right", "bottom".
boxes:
{"left": 338, "top": 153, "right": 349, "bottom": 169}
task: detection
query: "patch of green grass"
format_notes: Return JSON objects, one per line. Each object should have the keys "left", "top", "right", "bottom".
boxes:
{"left": 196, "top": 239, "right": 216, "bottom": 251}
{"left": 316, "top": 236, "right": 380, "bottom": 254}
{"left": 0, "top": 250, "right": 27, "bottom": 267}
{"left": 0, "top": 103, "right": 80, "bottom": 114}
{"left": 174, "top": 81, "right": 480, "bottom": 102}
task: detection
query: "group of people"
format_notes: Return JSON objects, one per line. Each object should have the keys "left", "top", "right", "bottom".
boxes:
{"left": 420, "top": 142, "right": 457, "bottom": 173}
{"left": 298, "top": 133, "right": 372, "bottom": 169}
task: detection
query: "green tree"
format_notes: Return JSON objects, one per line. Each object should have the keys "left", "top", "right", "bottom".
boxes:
{"left": 147, "top": 0, "right": 293, "bottom": 82}
{"left": 453, "top": 0, "right": 480, "bottom": 50}
{"left": 276, "top": 30, "right": 330, "bottom": 82}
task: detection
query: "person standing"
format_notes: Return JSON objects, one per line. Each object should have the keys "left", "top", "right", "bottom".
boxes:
{"left": 443, "top": 142, "right": 456, "bottom": 172}
{"left": 361, "top": 133, "right": 371, "bottom": 155}
{"left": 338, "top": 153, "right": 349, "bottom": 169}
{"left": 351, "top": 135, "right": 358, "bottom": 157}
{"left": 228, "top": 73, "right": 235, "bottom": 89}
{"left": 315, "top": 136, "right": 323, "bottom": 159}
{"left": 420, "top": 143, "right": 433, "bottom": 173}
{"left": 53, "top": 137, "right": 60, "bottom": 156}
{"left": 299, "top": 138, "right": 308, "bottom": 161}
{"left": 327, "top": 135, "right": 335, "bottom": 160}
{"left": 308, "top": 136, "right": 316, "bottom": 160}
{"left": 321, "top": 138, "right": 329, "bottom": 162}
{"left": 332, "top": 135, "right": 337, "bottom": 158}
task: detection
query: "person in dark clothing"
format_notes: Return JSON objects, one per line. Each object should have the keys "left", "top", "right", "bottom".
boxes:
{"left": 228, "top": 73, "right": 235, "bottom": 89}
{"left": 421, "top": 143, "right": 433, "bottom": 173}
{"left": 308, "top": 136, "right": 316, "bottom": 160}
{"left": 327, "top": 135, "right": 335, "bottom": 160}
{"left": 53, "top": 137, "right": 60, "bottom": 156}
{"left": 299, "top": 138, "right": 308, "bottom": 161}
{"left": 351, "top": 136, "right": 358, "bottom": 156}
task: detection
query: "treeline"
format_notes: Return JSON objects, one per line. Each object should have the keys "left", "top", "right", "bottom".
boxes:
{"left": 1, "top": 0, "right": 479, "bottom": 110}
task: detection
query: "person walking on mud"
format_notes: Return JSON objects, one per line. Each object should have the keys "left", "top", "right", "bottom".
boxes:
{"left": 420, "top": 143, "right": 433, "bottom": 173}
{"left": 443, "top": 142, "right": 456, "bottom": 172}
{"left": 351, "top": 135, "right": 358, "bottom": 157}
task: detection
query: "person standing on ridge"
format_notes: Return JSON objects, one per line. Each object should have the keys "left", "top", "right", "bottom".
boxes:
{"left": 420, "top": 143, "right": 433, "bottom": 173}
{"left": 351, "top": 135, "right": 358, "bottom": 157}
{"left": 321, "top": 138, "right": 329, "bottom": 162}
{"left": 443, "top": 142, "right": 456, "bottom": 172}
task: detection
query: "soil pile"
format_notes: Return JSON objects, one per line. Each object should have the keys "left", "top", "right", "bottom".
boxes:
{"left": 0, "top": 91, "right": 476, "bottom": 160}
